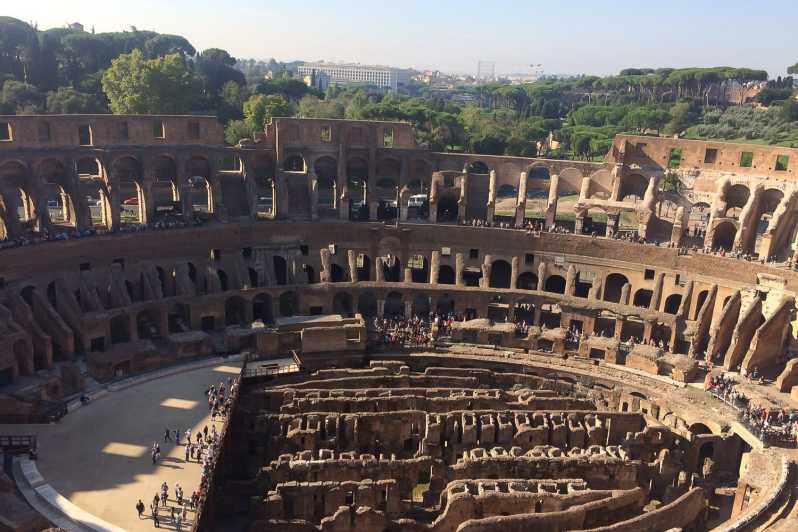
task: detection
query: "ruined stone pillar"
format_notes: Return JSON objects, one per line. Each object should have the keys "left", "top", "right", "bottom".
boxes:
{"left": 614, "top": 318, "right": 623, "bottom": 340}
{"left": 545, "top": 174, "right": 560, "bottom": 229}
{"left": 574, "top": 212, "right": 585, "bottom": 235}
{"left": 507, "top": 300, "right": 516, "bottom": 322}
{"left": 678, "top": 281, "right": 694, "bottom": 319}
{"left": 377, "top": 299, "right": 385, "bottom": 317}
{"left": 458, "top": 169, "right": 468, "bottom": 223}
{"left": 643, "top": 320, "right": 654, "bottom": 343}
{"left": 515, "top": 172, "right": 528, "bottom": 226}
{"left": 481, "top": 255, "right": 492, "bottom": 288}
{"left": 589, "top": 278, "right": 603, "bottom": 301}
{"left": 579, "top": 177, "right": 591, "bottom": 201}
{"left": 734, "top": 184, "right": 763, "bottom": 253}
{"left": 620, "top": 283, "right": 631, "bottom": 306}
{"left": 309, "top": 172, "right": 319, "bottom": 221}
{"left": 486, "top": 170, "right": 496, "bottom": 224}
{"left": 404, "top": 266, "right": 413, "bottom": 283}
{"left": 319, "top": 247, "right": 332, "bottom": 283}
{"left": 430, "top": 251, "right": 441, "bottom": 284}
{"left": 375, "top": 257, "right": 385, "bottom": 282}
{"left": 428, "top": 179, "right": 438, "bottom": 223}
{"left": 510, "top": 256, "right": 520, "bottom": 289}
{"left": 533, "top": 305, "right": 542, "bottom": 326}
{"left": 537, "top": 262, "right": 546, "bottom": 291}
{"left": 347, "top": 250, "right": 358, "bottom": 282}
{"left": 671, "top": 205, "right": 688, "bottom": 246}
{"left": 455, "top": 253, "right": 465, "bottom": 286}
{"left": 649, "top": 272, "right": 665, "bottom": 312}
{"left": 610, "top": 165, "right": 622, "bottom": 201}
{"left": 605, "top": 213, "right": 619, "bottom": 237}
{"left": 109, "top": 182, "right": 122, "bottom": 229}
{"left": 565, "top": 264, "right": 577, "bottom": 297}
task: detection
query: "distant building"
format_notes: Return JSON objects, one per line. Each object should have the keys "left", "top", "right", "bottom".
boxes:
{"left": 297, "top": 62, "right": 410, "bottom": 91}
{"left": 67, "top": 22, "right": 84, "bottom": 31}
{"left": 477, "top": 60, "right": 496, "bottom": 83}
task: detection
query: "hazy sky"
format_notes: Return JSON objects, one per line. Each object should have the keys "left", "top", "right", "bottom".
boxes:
{"left": 7, "top": 0, "right": 798, "bottom": 77}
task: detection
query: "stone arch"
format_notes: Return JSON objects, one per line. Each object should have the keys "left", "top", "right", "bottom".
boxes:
{"left": 619, "top": 173, "right": 648, "bottom": 202}
{"left": 382, "top": 256, "right": 402, "bottom": 282}
{"left": 283, "top": 153, "right": 306, "bottom": 172}
{"left": 489, "top": 259, "right": 512, "bottom": 289}
{"left": 525, "top": 165, "right": 552, "bottom": 221}
{"left": 753, "top": 188, "right": 784, "bottom": 253}
{"left": 333, "top": 292, "right": 354, "bottom": 317}
{"left": 186, "top": 156, "right": 213, "bottom": 214}
{"left": 409, "top": 255, "right": 430, "bottom": 283}
{"left": 690, "top": 423, "right": 712, "bottom": 436}
{"left": 633, "top": 289, "right": 653, "bottom": 308}
{"left": 252, "top": 153, "right": 276, "bottom": 218}
{"left": 279, "top": 291, "right": 298, "bottom": 317}
{"left": 693, "top": 290, "right": 709, "bottom": 320}
{"left": 438, "top": 265, "right": 455, "bottom": 285}
{"left": 467, "top": 160, "right": 490, "bottom": 174}
{"left": 384, "top": 291, "right": 403, "bottom": 317}
{"left": 358, "top": 291, "right": 378, "bottom": 318}
{"left": 314, "top": 156, "right": 337, "bottom": 210}
{"left": 252, "top": 293, "right": 273, "bottom": 323}
{"left": 111, "top": 156, "right": 145, "bottom": 224}
{"left": 0, "top": 160, "right": 36, "bottom": 228}
{"left": 225, "top": 296, "right": 248, "bottom": 326}
{"left": 603, "top": 273, "right": 629, "bottom": 303}
{"left": 544, "top": 275, "right": 566, "bottom": 294}
{"left": 663, "top": 293, "right": 682, "bottom": 315}
{"left": 356, "top": 254, "right": 371, "bottom": 282}
{"left": 37, "top": 158, "right": 76, "bottom": 227}
{"left": 517, "top": 271, "right": 538, "bottom": 290}
{"left": 724, "top": 184, "right": 750, "bottom": 218}
{"left": 712, "top": 221, "right": 737, "bottom": 251}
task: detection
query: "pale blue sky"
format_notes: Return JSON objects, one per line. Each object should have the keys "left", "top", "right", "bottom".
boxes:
{"left": 7, "top": 0, "right": 798, "bottom": 76}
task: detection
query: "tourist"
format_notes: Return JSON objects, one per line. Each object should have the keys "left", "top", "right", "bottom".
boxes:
{"left": 152, "top": 503, "right": 159, "bottom": 527}
{"left": 164, "top": 428, "right": 172, "bottom": 443}
{"left": 136, "top": 499, "right": 145, "bottom": 519}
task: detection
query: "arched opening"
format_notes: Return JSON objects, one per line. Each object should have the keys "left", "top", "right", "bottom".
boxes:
{"left": 753, "top": 189, "right": 784, "bottom": 254}
{"left": 225, "top": 296, "right": 248, "bottom": 327}
{"left": 283, "top": 154, "right": 306, "bottom": 172}
{"left": 467, "top": 161, "right": 489, "bottom": 174}
{"left": 314, "top": 156, "right": 337, "bottom": 215}
{"left": 517, "top": 272, "right": 538, "bottom": 290}
{"left": 358, "top": 291, "right": 378, "bottom": 318}
{"left": 217, "top": 270, "right": 229, "bottom": 291}
{"left": 684, "top": 201, "right": 710, "bottom": 246}
{"left": 413, "top": 294, "right": 431, "bottom": 316}
{"left": 330, "top": 263, "right": 346, "bottom": 283}
{"left": 409, "top": 255, "right": 430, "bottom": 283}
{"left": 436, "top": 195, "right": 459, "bottom": 222}
{"left": 712, "top": 221, "right": 737, "bottom": 251}
{"left": 724, "top": 184, "right": 750, "bottom": 219}
{"left": 462, "top": 267, "right": 482, "bottom": 287}
{"left": 693, "top": 290, "right": 709, "bottom": 320}
{"left": 437, "top": 265, "right": 455, "bottom": 285}
{"left": 663, "top": 294, "right": 682, "bottom": 315}
{"left": 252, "top": 154, "right": 276, "bottom": 218}
{"left": 489, "top": 260, "right": 512, "bottom": 289}
{"left": 252, "top": 293, "right": 273, "bottom": 323}
{"left": 151, "top": 155, "right": 180, "bottom": 220}
{"left": 110, "top": 314, "right": 131, "bottom": 344}
{"left": 112, "top": 157, "right": 144, "bottom": 224}
{"left": 356, "top": 254, "right": 371, "bottom": 282}
{"left": 347, "top": 157, "right": 368, "bottom": 220}
{"left": 603, "top": 273, "right": 629, "bottom": 303}
{"left": 273, "top": 256, "right": 288, "bottom": 285}
{"left": 186, "top": 156, "right": 213, "bottom": 214}
{"left": 279, "top": 291, "right": 297, "bottom": 317}
{"left": 698, "top": 441, "right": 715, "bottom": 476}
{"left": 39, "top": 159, "right": 76, "bottom": 227}
{"left": 633, "top": 289, "right": 653, "bottom": 308}
{"left": 619, "top": 174, "right": 647, "bottom": 202}
{"left": 247, "top": 267, "right": 259, "bottom": 288}
{"left": 384, "top": 292, "right": 403, "bottom": 317}
{"left": 544, "top": 275, "right": 566, "bottom": 294}
{"left": 376, "top": 159, "right": 400, "bottom": 221}
{"left": 332, "top": 292, "right": 353, "bottom": 317}
{"left": 436, "top": 294, "right": 455, "bottom": 315}
{"left": 79, "top": 179, "right": 111, "bottom": 228}
{"left": 382, "top": 256, "right": 402, "bottom": 283}
{"left": 137, "top": 310, "right": 159, "bottom": 339}
{"left": 494, "top": 184, "right": 517, "bottom": 218}
{"left": 525, "top": 166, "right": 551, "bottom": 222}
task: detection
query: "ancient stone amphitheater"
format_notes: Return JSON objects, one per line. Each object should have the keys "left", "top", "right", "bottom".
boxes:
{"left": 0, "top": 114, "right": 797, "bottom": 531}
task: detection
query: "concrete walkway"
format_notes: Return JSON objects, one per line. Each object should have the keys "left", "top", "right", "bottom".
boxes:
{"left": 6, "top": 361, "right": 242, "bottom": 531}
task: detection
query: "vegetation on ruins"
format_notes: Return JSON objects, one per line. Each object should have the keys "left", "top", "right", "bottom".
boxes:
{"left": 1, "top": 15, "right": 797, "bottom": 157}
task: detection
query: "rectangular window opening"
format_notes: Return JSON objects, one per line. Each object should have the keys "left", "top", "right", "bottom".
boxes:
{"left": 78, "top": 125, "right": 93, "bottom": 146}
{"left": 188, "top": 121, "right": 200, "bottom": 140}
{"left": 0, "top": 122, "right": 11, "bottom": 141}
{"left": 119, "top": 121, "right": 129, "bottom": 141}
{"left": 704, "top": 148, "right": 718, "bottom": 164}
{"left": 775, "top": 154, "right": 789, "bottom": 172}
{"left": 740, "top": 151, "right": 753, "bottom": 168}
{"left": 38, "top": 122, "right": 51, "bottom": 142}
{"left": 469, "top": 248, "right": 479, "bottom": 259}
{"left": 644, "top": 268, "right": 655, "bottom": 280}
{"left": 383, "top": 128, "right": 394, "bottom": 148}
{"left": 525, "top": 253, "right": 534, "bottom": 265}
{"left": 320, "top": 125, "right": 332, "bottom": 142}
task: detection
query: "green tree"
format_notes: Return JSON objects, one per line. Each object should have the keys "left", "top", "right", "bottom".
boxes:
{"left": 665, "top": 101, "right": 700, "bottom": 136}
{"left": 243, "top": 93, "right": 293, "bottom": 131}
{"left": 46, "top": 87, "right": 105, "bottom": 113}
{"left": 101, "top": 49, "right": 201, "bottom": 114}
{"left": 217, "top": 80, "right": 247, "bottom": 122}
{"left": 1, "top": 80, "right": 44, "bottom": 113}
{"left": 298, "top": 95, "right": 346, "bottom": 118}
{"left": 224, "top": 119, "right": 253, "bottom": 145}
{"left": 788, "top": 63, "right": 798, "bottom": 76}
{"left": 142, "top": 34, "right": 196, "bottom": 59}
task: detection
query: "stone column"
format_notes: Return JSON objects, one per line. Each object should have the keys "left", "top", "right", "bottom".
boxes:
{"left": 320, "top": 247, "right": 332, "bottom": 283}
{"left": 309, "top": 171, "right": 319, "bottom": 221}
{"left": 430, "top": 251, "right": 441, "bottom": 284}
{"left": 455, "top": 253, "right": 465, "bottom": 286}
{"left": 605, "top": 213, "right": 619, "bottom": 237}
{"left": 404, "top": 266, "right": 413, "bottom": 283}
{"left": 620, "top": 283, "right": 631, "bottom": 306}
{"left": 649, "top": 272, "right": 665, "bottom": 311}
{"left": 338, "top": 142, "right": 349, "bottom": 220}
{"left": 574, "top": 212, "right": 585, "bottom": 235}
{"left": 486, "top": 170, "right": 496, "bottom": 224}
{"left": 481, "top": 255, "right": 492, "bottom": 288}
{"left": 515, "top": 172, "right": 528, "bottom": 226}
{"left": 109, "top": 182, "right": 122, "bottom": 229}
{"left": 537, "top": 262, "right": 546, "bottom": 291}
{"left": 565, "top": 264, "right": 577, "bottom": 296}
{"left": 510, "top": 256, "right": 520, "bottom": 289}
{"left": 428, "top": 180, "right": 438, "bottom": 223}
{"left": 610, "top": 166, "right": 622, "bottom": 201}
{"left": 368, "top": 146, "right": 378, "bottom": 221}
{"left": 375, "top": 257, "right": 385, "bottom": 282}
{"left": 678, "top": 281, "right": 694, "bottom": 319}
{"left": 545, "top": 174, "right": 560, "bottom": 229}
{"left": 348, "top": 250, "right": 358, "bottom": 282}
{"left": 533, "top": 306, "right": 542, "bottom": 326}
{"left": 458, "top": 170, "right": 468, "bottom": 223}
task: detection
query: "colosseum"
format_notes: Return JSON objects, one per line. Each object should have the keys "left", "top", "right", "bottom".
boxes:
{"left": 0, "top": 114, "right": 797, "bottom": 531}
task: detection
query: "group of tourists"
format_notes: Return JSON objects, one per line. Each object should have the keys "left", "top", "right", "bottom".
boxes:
{"left": 0, "top": 214, "right": 207, "bottom": 251}
{"left": 137, "top": 375, "right": 240, "bottom": 528}
{"left": 372, "top": 315, "right": 437, "bottom": 347}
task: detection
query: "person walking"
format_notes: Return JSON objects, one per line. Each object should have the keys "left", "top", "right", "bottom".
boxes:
{"left": 136, "top": 499, "right": 145, "bottom": 518}
{"left": 185, "top": 442, "right": 190, "bottom": 462}
{"left": 152, "top": 503, "right": 160, "bottom": 528}
{"left": 164, "top": 428, "right": 171, "bottom": 443}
